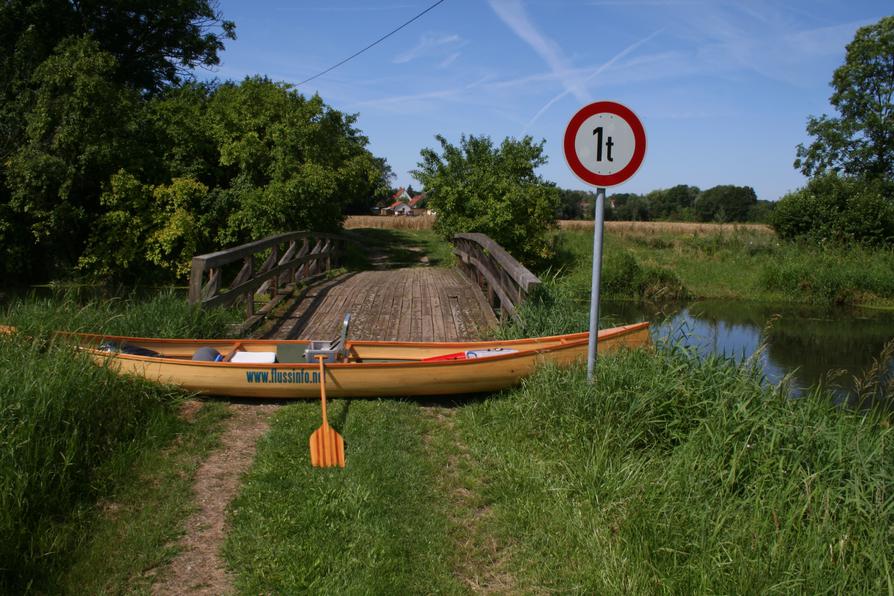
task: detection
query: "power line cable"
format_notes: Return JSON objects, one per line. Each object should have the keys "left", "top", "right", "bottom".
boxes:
{"left": 297, "top": 0, "right": 447, "bottom": 86}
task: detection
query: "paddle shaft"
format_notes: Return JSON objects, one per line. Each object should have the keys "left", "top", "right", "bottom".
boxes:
{"left": 317, "top": 356, "right": 329, "bottom": 426}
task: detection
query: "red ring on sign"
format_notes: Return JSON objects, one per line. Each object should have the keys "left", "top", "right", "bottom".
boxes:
{"left": 563, "top": 101, "right": 646, "bottom": 187}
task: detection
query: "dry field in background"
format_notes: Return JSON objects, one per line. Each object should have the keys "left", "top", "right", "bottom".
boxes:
{"left": 345, "top": 216, "right": 775, "bottom": 237}
{"left": 345, "top": 215, "right": 436, "bottom": 230}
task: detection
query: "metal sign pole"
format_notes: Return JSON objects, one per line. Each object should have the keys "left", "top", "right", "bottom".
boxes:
{"left": 587, "top": 187, "right": 606, "bottom": 382}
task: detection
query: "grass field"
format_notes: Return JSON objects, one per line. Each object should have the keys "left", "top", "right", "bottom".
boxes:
{"left": 555, "top": 225, "right": 894, "bottom": 306}
{"left": 559, "top": 219, "right": 774, "bottom": 235}
{"left": 345, "top": 214, "right": 437, "bottom": 230}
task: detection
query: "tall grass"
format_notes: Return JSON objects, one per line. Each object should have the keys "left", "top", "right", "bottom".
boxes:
{"left": 456, "top": 348, "right": 894, "bottom": 593}
{"left": 761, "top": 246, "right": 894, "bottom": 304}
{"left": 0, "top": 292, "right": 239, "bottom": 591}
{"left": 3, "top": 289, "right": 240, "bottom": 338}
{"left": 554, "top": 226, "right": 894, "bottom": 306}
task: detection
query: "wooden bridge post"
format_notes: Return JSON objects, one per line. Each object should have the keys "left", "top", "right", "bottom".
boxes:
{"left": 244, "top": 255, "right": 254, "bottom": 318}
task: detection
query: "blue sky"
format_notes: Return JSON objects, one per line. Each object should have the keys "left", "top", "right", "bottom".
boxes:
{"left": 200, "top": 1, "right": 892, "bottom": 200}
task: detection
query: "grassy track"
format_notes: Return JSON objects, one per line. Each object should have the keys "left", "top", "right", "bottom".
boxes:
{"left": 223, "top": 399, "right": 464, "bottom": 594}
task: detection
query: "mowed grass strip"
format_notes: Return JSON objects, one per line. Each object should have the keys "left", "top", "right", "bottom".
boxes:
{"left": 223, "top": 398, "right": 464, "bottom": 594}
{"left": 453, "top": 352, "right": 894, "bottom": 594}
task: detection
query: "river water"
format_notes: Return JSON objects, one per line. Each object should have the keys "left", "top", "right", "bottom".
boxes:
{"left": 600, "top": 300, "right": 894, "bottom": 405}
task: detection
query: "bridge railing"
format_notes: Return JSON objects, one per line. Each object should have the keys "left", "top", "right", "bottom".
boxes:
{"left": 452, "top": 233, "right": 540, "bottom": 322}
{"left": 188, "top": 231, "right": 343, "bottom": 328}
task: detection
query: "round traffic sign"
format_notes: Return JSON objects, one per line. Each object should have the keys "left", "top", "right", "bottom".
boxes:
{"left": 563, "top": 101, "right": 646, "bottom": 187}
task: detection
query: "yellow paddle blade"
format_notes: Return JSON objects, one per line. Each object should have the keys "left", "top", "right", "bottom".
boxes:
{"left": 309, "top": 423, "right": 345, "bottom": 468}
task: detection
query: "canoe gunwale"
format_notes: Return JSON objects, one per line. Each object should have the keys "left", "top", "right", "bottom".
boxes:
{"left": 77, "top": 322, "right": 651, "bottom": 370}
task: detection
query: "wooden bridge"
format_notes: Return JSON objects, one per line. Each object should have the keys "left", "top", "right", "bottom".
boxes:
{"left": 188, "top": 231, "right": 540, "bottom": 341}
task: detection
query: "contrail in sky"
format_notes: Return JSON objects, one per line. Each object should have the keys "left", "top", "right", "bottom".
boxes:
{"left": 488, "top": 0, "right": 589, "bottom": 103}
{"left": 524, "top": 28, "right": 665, "bottom": 132}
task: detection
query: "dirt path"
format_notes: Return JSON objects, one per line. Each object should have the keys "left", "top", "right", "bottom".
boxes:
{"left": 420, "top": 405, "right": 516, "bottom": 594}
{"left": 152, "top": 401, "right": 279, "bottom": 596}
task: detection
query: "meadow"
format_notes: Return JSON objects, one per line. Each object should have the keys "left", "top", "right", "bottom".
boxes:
{"left": 2, "top": 226, "right": 892, "bottom": 593}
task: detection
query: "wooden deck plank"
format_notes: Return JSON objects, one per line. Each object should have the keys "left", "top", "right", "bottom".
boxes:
{"left": 429, "top": 274, "right": 446, "bottom": 341}
{"left": 420, "top": 271, "right": 434, "bottom": 341}
{"left": 396, "top": 270, "right": 414, "bottom": 340}
{"left": 266, "top": 266, "right": 496, "bottom": 342}
{"left": 410, "top": 271, "right": 423, "bottom": 341}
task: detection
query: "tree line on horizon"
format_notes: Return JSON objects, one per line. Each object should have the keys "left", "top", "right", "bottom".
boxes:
{"left": 555, "top": 184, "right": 775, "bottom": 223}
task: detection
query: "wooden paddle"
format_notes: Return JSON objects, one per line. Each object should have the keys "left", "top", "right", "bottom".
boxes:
{"left": 309, "top": 356, "right": 345, "bottom": 468}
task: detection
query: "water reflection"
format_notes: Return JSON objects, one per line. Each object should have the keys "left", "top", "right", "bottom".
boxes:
{"left": 601, "top": 300, "right": 894, "bottom": 403}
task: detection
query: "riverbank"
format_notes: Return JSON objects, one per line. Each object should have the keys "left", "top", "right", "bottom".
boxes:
{"left": 553, "top": 225, "right": 894, "bottom": 307}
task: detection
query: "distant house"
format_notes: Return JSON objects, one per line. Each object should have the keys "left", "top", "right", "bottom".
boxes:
{"left": 409, "top": 193, "right": 429, "bottom": 216}
{"left": 391, "top": 187, "right": 412, "bottom": 202}
{"left": 382, "top": 187, "right": 428, "bottom": 216}
{"left": 391, "top": 202, "right": 414, "bottom": 215}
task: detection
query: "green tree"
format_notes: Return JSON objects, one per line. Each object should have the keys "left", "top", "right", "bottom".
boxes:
{"left": 0, "top": 0, "right": 235, "bottom": 95}
{"left": 608, "top": 193, "right": 650, "bottom": 221}
{"left": 557, "top": 188, "right": 596, "bottom": 219}
{"left": 78, "top": 77, "right": 391, "bottom": 279}
{"left": 795, "top": 16, "right": 894, "bottom": 181}
{"left": 201, "top": 77, "right": 390, "bottom": 243}
{"left": 414, "top": 134, "right": 560, "bottom": 262}
{"left": 648, "top": 184, "right": 700, "bottom": 219}
{"left": 4, "top": 37, "right": 142, "bottom": 273}
{"left": 694, "top": 185, "right": 757, "bottom": 222}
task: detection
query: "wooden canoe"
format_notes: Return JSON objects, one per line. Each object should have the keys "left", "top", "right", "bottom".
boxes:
{"left": 53, "top": 323, "right": 650, "bottom": 398}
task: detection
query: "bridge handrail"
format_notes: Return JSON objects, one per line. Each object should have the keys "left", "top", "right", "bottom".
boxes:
{"left": 189, "top": 231, "right": 344, "bottom": 327}
{"left": 452, "top": 233, "right": 540, "bottom": 322}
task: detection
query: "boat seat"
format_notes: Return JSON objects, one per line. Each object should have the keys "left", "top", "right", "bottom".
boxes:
{"left": 276, "top": 344, "right": 307, "bottom": 363}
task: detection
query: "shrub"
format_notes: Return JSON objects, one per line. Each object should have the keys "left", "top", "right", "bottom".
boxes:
{"left": 771, "top": 174, "right": 894, "bottom": 246}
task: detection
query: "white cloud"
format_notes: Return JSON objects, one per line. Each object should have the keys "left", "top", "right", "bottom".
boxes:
{"left": 393, "top": 33, "right": 465, "bottom": 64}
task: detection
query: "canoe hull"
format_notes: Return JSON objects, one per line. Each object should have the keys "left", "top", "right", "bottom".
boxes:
{"left": 84, "top": 323, "right": 650, "bottom": 399}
